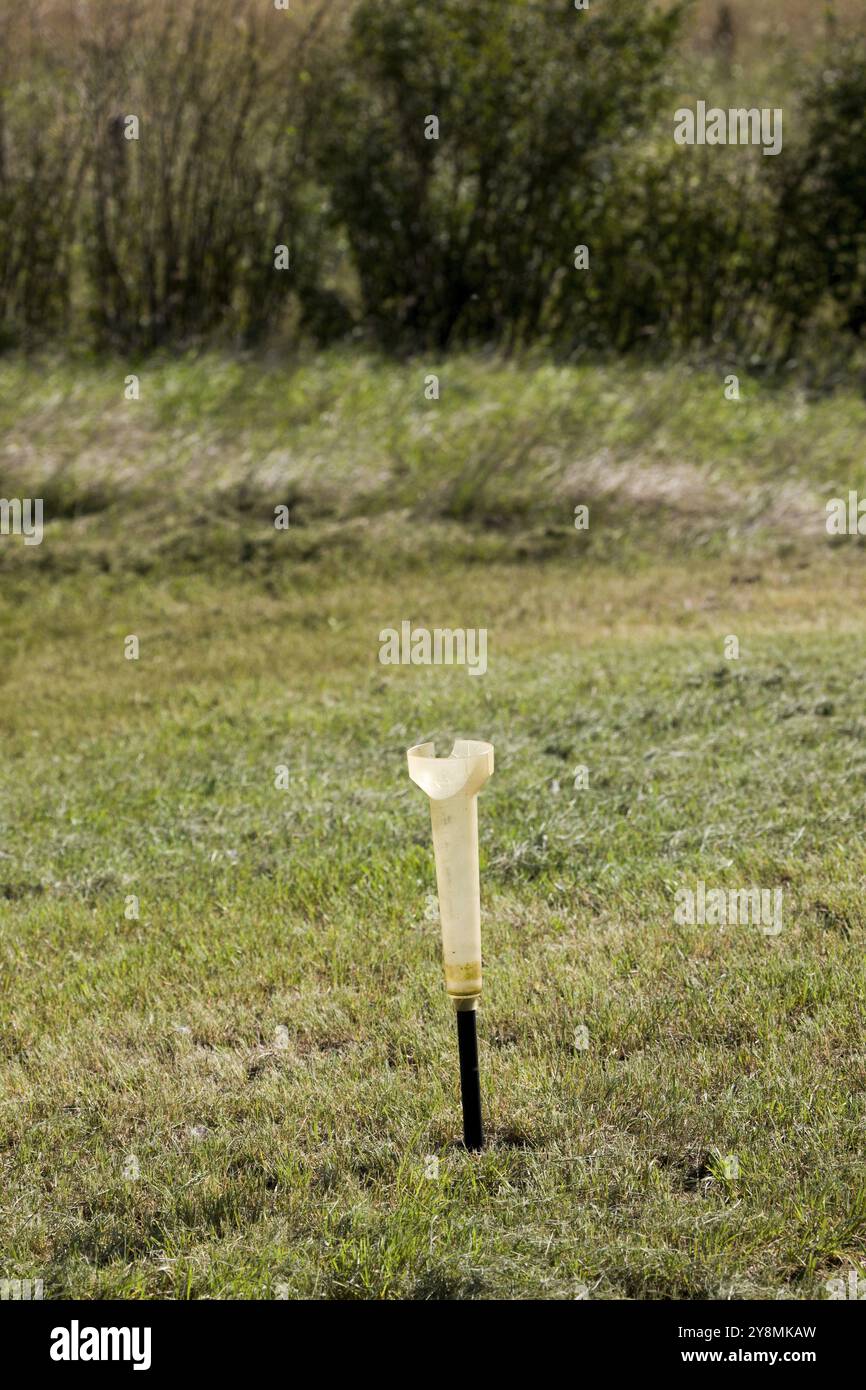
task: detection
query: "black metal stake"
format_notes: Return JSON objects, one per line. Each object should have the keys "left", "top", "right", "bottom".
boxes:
{"left": 456, "top": 1007, "right": 484, "bottom": 1150}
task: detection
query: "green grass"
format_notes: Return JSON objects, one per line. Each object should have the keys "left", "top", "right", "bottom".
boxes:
{"left": 2, "top": 350, "right": 866, "bottom": 581}
{"left": 1, "top": 352, "right": 865, "bottom": 1299}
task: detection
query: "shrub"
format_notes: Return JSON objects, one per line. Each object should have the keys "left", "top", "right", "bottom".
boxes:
{"left": 317, "top": 0, "right": 685, "bottom": 351}
{"left": 780, "top": 46, "right": 866, "bottom": 340}
{"left": 0, "top": 10, "right": 85, "bottom": 345}
{"left": 76, "top": 1, "right": 310, "bottom": 348}
{"left": 547, "top": 144, "right": 788, "bottom": 359}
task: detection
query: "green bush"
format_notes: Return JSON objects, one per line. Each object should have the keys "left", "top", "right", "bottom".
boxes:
{"left": 0, "top": 14, "right": 84, "bottom": 345}
{"left": 779, "top": 46, "right": 866, "bottom": 340}
{"left": 547, "top": 144, "right": 787, "bottom": 359}
{"left": 317, "top": 0, "right": 684, "bottom": 350}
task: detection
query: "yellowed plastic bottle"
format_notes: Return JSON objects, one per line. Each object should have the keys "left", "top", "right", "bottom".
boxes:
{"left": 406, "top": 739, "right": 494, "bottom": 1009}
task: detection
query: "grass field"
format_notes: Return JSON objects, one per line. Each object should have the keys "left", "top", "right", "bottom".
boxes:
{"left": 1, "top": 354, "right": 864, "bottom": 1299}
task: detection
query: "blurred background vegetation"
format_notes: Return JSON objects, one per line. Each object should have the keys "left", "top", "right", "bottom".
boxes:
{"left": 1, "top": 0, "right": 866, "bottom": 379}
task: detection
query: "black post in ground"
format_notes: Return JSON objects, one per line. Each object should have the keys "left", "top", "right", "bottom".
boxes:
{"left": 456, "top": 1007, "right": 484, "bottom": 1150}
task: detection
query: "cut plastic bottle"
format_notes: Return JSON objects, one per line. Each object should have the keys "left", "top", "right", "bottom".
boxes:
{"left": 406, "top": 739, "right": 494, "bottom": 1009}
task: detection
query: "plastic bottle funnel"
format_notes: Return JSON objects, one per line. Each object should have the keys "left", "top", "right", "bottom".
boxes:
{"left": 407, "top": 739, "right": 494, "bottom": 1150}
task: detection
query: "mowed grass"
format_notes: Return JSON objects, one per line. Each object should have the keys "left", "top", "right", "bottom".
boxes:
{"left": 1, "top": 353, "right": 865, "bottom": 1300}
